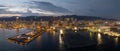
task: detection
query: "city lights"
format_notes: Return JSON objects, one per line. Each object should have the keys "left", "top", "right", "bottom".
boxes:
{"left": 60, "top": 29, "right": 64, "bottom": 34}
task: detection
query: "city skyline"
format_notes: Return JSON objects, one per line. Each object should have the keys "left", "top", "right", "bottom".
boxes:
{"left": 0, "top": 0, "right": 120, "bottom": 51}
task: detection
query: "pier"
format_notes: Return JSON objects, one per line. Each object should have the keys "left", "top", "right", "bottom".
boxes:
{"left": 8, "top": 31, "right": 41, "bottom": 45}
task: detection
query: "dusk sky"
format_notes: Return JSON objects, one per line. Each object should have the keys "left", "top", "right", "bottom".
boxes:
{"left": 0, "top": 0, "right": 120, "bottom": 18}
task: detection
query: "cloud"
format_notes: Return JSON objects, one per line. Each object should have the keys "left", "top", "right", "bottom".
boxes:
{"left": 28, "top": 1, "right": 71, "bottom": 14}
{"left": 90, "top": 0, "right": 120, "bottom": 13}
{"left": 29, "top": 8, "right": 68, "bottom": 16}
{"left": 0, "top": 5, "right": 50, "bottom": 16}
{"left": 74, "top": 0, "right": 120, "bottom": 17}
{"left": 0, "top": 5, "right": 5, "bottom": 7}
{"left": 0, "top": 5, "right": 8, "bottom": 9}
{"left": 0, "top": 9, "right": 7, "bottom": 14}
{"left": 0, "top": 1, "right": 72, "bottom": 16}
{"left": 1, "top": 0, "right": 120, "bottom": 18}
{"left": 6, "top": 7, "right": 28, "bottom": 13}
{"left": 0, "top": 6, "right": 37, "bottom": 16}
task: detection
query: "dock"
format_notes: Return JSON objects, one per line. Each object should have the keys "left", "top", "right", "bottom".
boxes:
{"left": 8, "top": 31, "right": 41, "bottom": 45}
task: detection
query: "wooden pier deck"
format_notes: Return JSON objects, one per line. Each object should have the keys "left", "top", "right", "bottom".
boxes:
{"left": 8, "top": 31, "right": 41, "bottom": 45}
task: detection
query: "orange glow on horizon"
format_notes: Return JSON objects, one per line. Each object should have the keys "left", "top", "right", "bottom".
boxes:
{"left": 0, "top": 14, "right": 22, "bottom": 17}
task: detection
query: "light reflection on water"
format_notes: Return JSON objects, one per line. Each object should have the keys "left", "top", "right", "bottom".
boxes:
{"left": 36, "top": 36, "right": 41, "bottom": 47}
{"left": 89, "top": 32, "right": 93, "bottom": 40}
{"left": 1, "top": 28, "right": 120, "bottom": 51}
{"left": 59, "top": 34, "right": 63, "bottom": 48}
{"left": 114, "top": 37, "right": 118, "bottom": 47}
{"left": 97, "top": 33, "right": 102, "bottom": 45}
{"left": 15, "top": 28, "right": 19, "bottom": 35}
{"left": 52, "top": 31, "right": 56, "bottom": 37}
{"left": 88, "top": 31, "right": 119, "bottom": 51}
{"left": 59, "top": 31, "right": 64, "bottom": 50}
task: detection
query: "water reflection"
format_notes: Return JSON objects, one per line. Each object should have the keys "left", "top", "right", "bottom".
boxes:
{"left": 89, "top": 32, "right": 93, "bottom": 40}
{"left": 59, "top": 32, "right": 64, "bottom": 50}
{"left": 59, "top": 29, "right": 64, "bottom": 49}
{"left": 97, "top": 33, "right": 102, "bottom": 45}
{"left": 74, "top": 30, "right": 77, "bottom": 32}
{"left": 15, "top": 28, "right": 19, "bottom": 35}
{"left": 2, "top": 28, "right": 6, "bottom": 38}
{"left": 36, "top": 36, "right": 41, "bottom": 47}
{"left": 114, "top": 37, "right": 118, "bottom": 47}
{"left": 1, "top": 28, "right": 120, "bottom": 51}
{"left": 52, "top": 31, "right": 56, "bottom": 37}
{"left": 59, "top": 34, "right": 63, "bottom": 48}
{"left": 60, "top": 29, "right": 64, "bottom": 34}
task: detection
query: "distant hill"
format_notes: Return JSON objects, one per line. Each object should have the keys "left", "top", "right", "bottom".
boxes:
{"left": 0, "top": 15, "right": 117, "bottom": 21}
